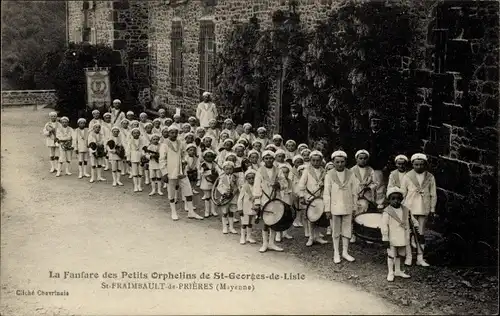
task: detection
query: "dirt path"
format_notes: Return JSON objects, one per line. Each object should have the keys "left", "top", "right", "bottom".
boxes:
{"left": 1, "top": 108, "right": 405, "bottom": 315}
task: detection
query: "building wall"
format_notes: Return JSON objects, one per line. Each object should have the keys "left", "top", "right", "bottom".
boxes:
{"left": 148, "top": 0, "right": 344, "bottom": 122}
{"left": 67, "top": 1, "right": 114, "bottom": 46}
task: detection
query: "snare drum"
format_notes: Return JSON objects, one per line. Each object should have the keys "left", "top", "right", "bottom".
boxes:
{"left": 306, "top": 197, "right": 330, "bottom": 228}
{"left": 353, "top": 213, "right": 383, "bottom": 243}
{"left": 262, "top": 199, "right": 295, "bottom": 232}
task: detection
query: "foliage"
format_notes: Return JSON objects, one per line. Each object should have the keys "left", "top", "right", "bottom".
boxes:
{"left": 1, "top": 1, "right": 66, "bottom": 89}
{"left": 213, "top": 17, "right": 270, "bottom": 126}
{"left": 50, "top": 43, "right": 137, "bottom": 127}
{"left": 302, "top": 0, "right": 424, "bottom": 154}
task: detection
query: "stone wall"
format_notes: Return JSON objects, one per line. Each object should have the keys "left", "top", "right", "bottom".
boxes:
{"left": 67, "top": 1, "right": 114, "bottom": 46}
{"left": 1, "top": 90, "right": 57, "bottom": 107}
{"left": 416, "top": 1, "right": 499, "bottom": 238}
{"left": 148, "top": 0, "right": 343, "bottom": 123}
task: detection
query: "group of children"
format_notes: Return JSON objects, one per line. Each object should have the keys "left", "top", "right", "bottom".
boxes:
{"left": 43, "top": 96, "right": 437, "bottom": 282}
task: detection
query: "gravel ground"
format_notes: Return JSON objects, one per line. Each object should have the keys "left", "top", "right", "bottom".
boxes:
{"left": 1, "top": 108, "right": 498, "bottom": 315}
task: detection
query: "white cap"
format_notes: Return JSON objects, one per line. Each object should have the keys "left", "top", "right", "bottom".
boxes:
{"left": 224, "top": 118, "right": 233, "bottom": 124}
{"left": 252, "top": 139, "right": 263, "bottom": 146}
{"left": 49, "top": 111, "right": 57, "bottom": 117}
{"left": 248, "top": 149, "right": 260, "bottom": 157}
{"left": 165, "top": 117, "right": 173, "bottom": 122}
{"left": 209, "top": 118, "right": 217, "bottom": 123}
{"left": 262, "top": 150, "right": 275, "bottom": 159}
{"left": 153, "top": 118, "right": 161, "bottom": 123}
{"left": 182, "top": 123, "right": 190, "bottom": 129}
{"left": 111, "top": 126, "right": 120, "bottom": 132}
{"left": 120, "top": 119, "right": 129, "bottom": 125}
{"left": 243, "top": 123, "right": 252, "bottom": 129}
{"left": 244, "top": 168, "right": 257, "bottom": 177}
{"left": 233, "top": 143, "right": 245, "bottom": 150}
{"left": 103, "top": 112, "right": 112, "bottom": 118}
{"left": 331, "top": 150, "right": 348, "bottom": 159}
{"left": 265, "top": 144, "right": 277, "bottom": 150}
{"left": 167, "top": 125, "right": 179, "bottom": 132}
{"left": 202, "top": 91, "right": 211, "bottom": 97}
{"left": 161, "top": 126, "right": 169, "bottom": 133}
{"left": 130, "top": 127, "right": 141, "bottom": 134}
{"left": 126, "top": 111, "right": 134, "bottom": 115}
{"left": 285, "top": 139, "right": 296, "bottom": 146}
{"left": 272, "top": 134, "right": 283, "bottom": 140}
{"left": 325, "top": 162, "right": 334, "bottom": 168}
{"left": 77, "top": 118, "right": 86, "bottom": 124}
{"left": 60, "top": 116, "right": 69, "bottom": 122}
{"left": 411, "top": 153, "right": 427, "bottom": 162}
{"left": 394, "top": 154, "right": 409, "bottom": 163}
{"left": 300, "top": 148, "right": 311, "bottom": 156}
{"left": 310, "top": 150, "right": 323, "bottom": 158}
{"left": 386, "top": 187, "right": 404, "bottom": 198}
{"left": 196, "top": 127, "right": 205, "bottom": 132}
{"left": 222, "top": 161, "right": 235, "bottom": 169}
{"left": 297, "top": 143, "right": 308, "bottom": 150}
{"left": 278, "top": 163, "right": 290, "bottom": 170}
{"left": 292, "top": 155, "right": 304, "bottom": 163}
{"left": 188, "top": 116, "right": 196, "bottom": 121}
{"left": 144, "top": 122, "right": 153, "bottom": 127}
{"left": 158, "top": 108, "right": 166, "bottom": 113}
{"left": 183, "top": 132, "right": 195, "bottom": 139}
{"left": 257, "top": 127, "right": 266, "bottom": 133}
{"left": 223, "top": 138, "right": 234, "bottom": 145}
{"left": 173, "top": 113, "right": 181, "bottom": 118}
{"left": 220, "top": 129, "right": 230, "bottom": 136}
{"left": 355, "top": 149, "right": 370, "bottom": 158}
{"left": 275, "top": 149, "right": 286, "bottom": 156}
{"left": 203, "top": 149, "right": 216, "bottom": 157}
{"left": 130, "top": 120, "right": 139, "bottom": 126}
{"left": 186, "top": 143, "right": 197, "bottom": 151}
{"left": 225, "top": 152, "right": 237, "bottom": 160}
{"left": 113, "top": 99, "right": 121, "bottom": 104}
{"left": 202, "top": 135, "right": 213, "bottom": 141}
{"left": 139, "top": 112, "right": 147, "bottom": 118}
{"left": 92, "top": 110, "right": 100, "bottom": 115}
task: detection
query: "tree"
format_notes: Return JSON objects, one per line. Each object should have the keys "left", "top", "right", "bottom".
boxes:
{"left": 1, "top": 1, "right": 66, "bottom": 89}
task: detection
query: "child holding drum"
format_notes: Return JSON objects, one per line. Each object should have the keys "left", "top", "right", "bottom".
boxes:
{"left": 381, "top": 187, "right": 420, "bottom": 282}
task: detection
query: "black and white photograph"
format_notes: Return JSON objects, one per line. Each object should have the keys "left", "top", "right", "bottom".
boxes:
{"left": 1, "top": 0, "right": 499, "bottom": 315}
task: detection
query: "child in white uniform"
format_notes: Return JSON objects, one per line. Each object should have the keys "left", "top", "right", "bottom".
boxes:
{"left": 55, "top": 116, "right": 74, "bottom": 177}
{"left": 42, "top": 111, "right": 62, "bottom": 173}
{"left": 106, "top": 126, "right": 125, "bottom": 187}
{"left": 324, "top": 151, "right": 358, "bottom": 264}
{"left": 73, "top": 118, "right": 91, "bottom": 179}
{"left": 381, "top": 187, "right": 420, "bottom": 281}
{"left": 89, "top": 110, "right": 102, "bottom": 131}
{"left": 127, "top": 128, "right": 147, "bottom": 192}
{"left": 290, "top": 155, "right": 305, "bottom": 228}
{"left": 255, "top": 127, "right": 269, "bottom": 148}
{"left": 217, "top": 161, "right": 240, "bottom": 234}
{"left": 146, "top": 134, "right": 163, "bottom": 196}
{"left": 237, "top": 168, "right": 258, "bottom": 245}
{"left": 198, "top": 149, "right": 220, "bottom": 217}
{"left": 401, "top": 153, "right": 437, "bottom": 267}
{"left": 87, "top": 123, "right": 107, "bottom": 183}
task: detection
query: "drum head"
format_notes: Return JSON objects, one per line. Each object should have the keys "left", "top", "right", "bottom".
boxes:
{"left": 306, "top": 198, "right": 325, "bottom": 223}
{"left": 354, "top": 213, "right": 382, "bottom": 229}
{"left": 262, "top": 200, "right": 285, "bottom": 226}
{"left": 211, "top": 177, "right": 231, "bottom": 206}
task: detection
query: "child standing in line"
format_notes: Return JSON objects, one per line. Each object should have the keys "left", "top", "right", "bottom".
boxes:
{"left": 146, "top": 134, "right": 163, "bottom": 196}
{"left": 252, "top": 140, "right": 263, "bottom": 153}
{"left": 55, "top": 116, "right": 74, "bottom": 177}
{"left": 106, "top": 126, "right": 125, "bottom": 187}
{"left": 101, "top": 112, "right": 113, "bottom": 171}
{"left": 152, "top": 118, "right": 162, "bottom": 135}
{"left": 255, "top": 127, "right": 269, "bottom": 148}
{"left": 388, "top": 155, "right": 409, "bottom": 190}
{"left": 126, "top": 111, "right": 135, "bottom": 122}
{"left": 42, "top": 112, "right": 62, "bottom": 173}
{"left": 284, "top": 140, "right": 297, "bottom": 165}
{"left": 217, "top": 161, "right": 240, "bottom": 234}
{"left": 171, "top": 113, "right": 182, "bottom": 130}
{"left": 87, "top": 123, "right": 107, "bottom": 183}
{"left": 198, "top": 149, "right": 220, "bottom": 218}
{"left": 323, "top": 151, "right": 358, "bottom": 264}
{"left": 158, "top": 109, "right": 167, "bottom": 125}
{"left": 381, "top": 187, "right": 420, "bottom": 281}
{"left": 237, "top": 168, "right": 258, "bottom": 245}
{"left": 401, "top": 153, "right": 437, "bottom": 267}
{"left": 206, "top": 119, "right": 220, "bottom": 147}
{"left": 127, "top": 128, "right": 147, "bottom": 192}
{"left": 275, "top": 164, "right": 294, "bottom": 242}
{"left": 247, "top": 149, "right": 261, "bottom": 170}
{"left": 188, "top": 116, "right": 198, "bottom": 133}
{"left": 119, "top": 119, "right": 131, "bottom": 177}
{"left": 89, "top": 110, "right": 102, "bottom": 131}
{"left": 301, "top": 148, "right": 312, "bottom": 166}
{"left": 290, "top": 155, "right": 305, "bottom": 228}
{"left": 73, "top": 118, "right": 91, "bottom": 179}
{"left": 240, "top": 123, "right": 256, "bottom": 145}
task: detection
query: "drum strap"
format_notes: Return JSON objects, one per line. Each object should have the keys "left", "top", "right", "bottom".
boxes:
{"left": 384, "top": 207, "right": 407, "bottom": 229}
{"left": 407, "top": 170, "right": 431, "bottom": 194}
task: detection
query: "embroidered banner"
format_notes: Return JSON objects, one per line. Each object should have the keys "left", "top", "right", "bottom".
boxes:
{"left": 85, "top": 68, "right": 111, "bottom": 109}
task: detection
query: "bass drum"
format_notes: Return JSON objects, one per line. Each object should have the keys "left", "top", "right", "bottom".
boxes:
{"left": 306, "top": 197, "right": 330, "bottom": 228}
{"left": 262, "top": 199, "right": 295, "bottom": 232}
{"left": 210, "top": 176, "right": 233, "bottom": 206}
{"left": 353, "top": 213, "right": 383, "bottom": 243}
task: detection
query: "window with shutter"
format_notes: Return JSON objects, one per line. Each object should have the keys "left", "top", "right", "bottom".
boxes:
{"left": 198, "top": 20, "right": 215, "bottom": 95}
{"left": 90, "top": 28, "right": 97, "bottom": 45}
{"left": 170, "top": 21, "right": 183, "bottom": 92}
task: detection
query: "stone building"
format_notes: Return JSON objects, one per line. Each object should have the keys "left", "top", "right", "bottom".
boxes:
{"left": 67, "top": 0, "right": 498, "bottom": 245}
